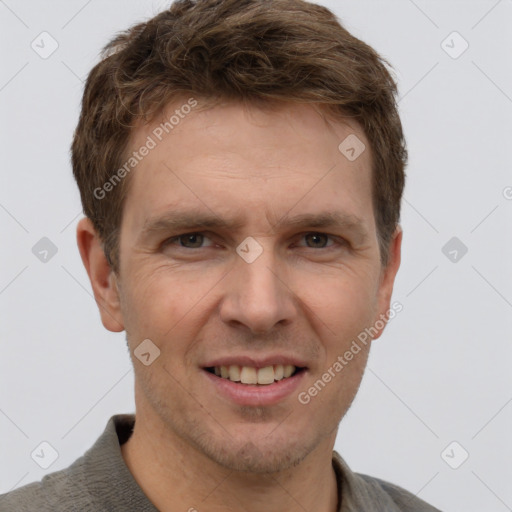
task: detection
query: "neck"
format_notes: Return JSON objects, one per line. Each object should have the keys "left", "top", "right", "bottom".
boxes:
{"left": 121, "top": 412, "right": 339, "bottom": 512}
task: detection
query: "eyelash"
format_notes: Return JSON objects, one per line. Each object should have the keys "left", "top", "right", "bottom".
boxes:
{"left": 162, "top": 232, "right": 345, "bottom": 251}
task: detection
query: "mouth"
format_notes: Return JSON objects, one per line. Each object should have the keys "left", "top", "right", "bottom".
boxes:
{"left": 205, "top": 364, "right": 306, "bottom": 385}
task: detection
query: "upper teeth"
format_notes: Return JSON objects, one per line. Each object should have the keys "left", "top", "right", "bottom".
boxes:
{"left": 214, "top": 364, "right": 296, "bottom": 385}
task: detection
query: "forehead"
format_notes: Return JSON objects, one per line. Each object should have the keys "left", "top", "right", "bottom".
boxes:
{"left": 121, "top": 99, "right": 374, "bottom": 233}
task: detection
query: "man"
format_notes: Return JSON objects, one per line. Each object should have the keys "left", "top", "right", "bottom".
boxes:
{"left": 0, "top": 0, "right": 441, "bottom": 510}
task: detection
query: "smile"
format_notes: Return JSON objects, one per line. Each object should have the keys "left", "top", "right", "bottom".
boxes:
{"left": 206, "top": 364, "right": 304, "bottom": 385}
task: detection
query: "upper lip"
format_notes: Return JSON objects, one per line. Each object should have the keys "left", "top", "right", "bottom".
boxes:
{"left": 202, "top": 355, "right": 308, "bottom": 369}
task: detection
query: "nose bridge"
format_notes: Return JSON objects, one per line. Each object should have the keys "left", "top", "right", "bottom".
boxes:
{"left": 220, "top": 236, "right": 295, "bottom": 333}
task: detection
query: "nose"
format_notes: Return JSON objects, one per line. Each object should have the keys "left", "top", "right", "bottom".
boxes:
{"left": 219, "top": 242, "right": 297, "bottom": 334}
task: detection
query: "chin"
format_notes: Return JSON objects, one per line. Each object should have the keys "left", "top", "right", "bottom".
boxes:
{"left": 185, "top": 419, "right": 324, "bottom": 474}
{"left": 146, "top": 381, "right": 339, "bottom": 474}
{"left": 205, "top": 436, "right": 311, "bottom": 474}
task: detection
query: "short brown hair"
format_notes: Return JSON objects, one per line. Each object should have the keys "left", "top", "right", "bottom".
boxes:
{"left": 72, "top": 0, "right": 407, "bottom": 272}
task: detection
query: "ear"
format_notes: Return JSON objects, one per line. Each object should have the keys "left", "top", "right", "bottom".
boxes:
{"left": 372, "top": 226, "right": 402, "bottom": 340}
{"left": 76, "top": 217, "right": 124, "bottom": 332}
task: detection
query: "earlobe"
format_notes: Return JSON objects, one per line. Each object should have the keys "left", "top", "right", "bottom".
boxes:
{"left": 76, "top": 217, "right": 125, "bottom": 333}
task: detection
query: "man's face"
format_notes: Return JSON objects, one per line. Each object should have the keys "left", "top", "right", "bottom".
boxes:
{"left": 112, "top": 100, "right": 399, "bottom": 473}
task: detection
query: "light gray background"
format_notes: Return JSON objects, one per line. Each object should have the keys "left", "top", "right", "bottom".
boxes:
{"left": 1, "top": 1, "right": 511, "bottom": 511}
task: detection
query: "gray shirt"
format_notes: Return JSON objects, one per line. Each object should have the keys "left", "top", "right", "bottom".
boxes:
{"left": 0, "top": 415, "right": 442, "bottom": 511}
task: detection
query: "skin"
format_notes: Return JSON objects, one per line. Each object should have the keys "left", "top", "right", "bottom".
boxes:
{"left": 77, "top": 99, "right": 401, "bottom": 512}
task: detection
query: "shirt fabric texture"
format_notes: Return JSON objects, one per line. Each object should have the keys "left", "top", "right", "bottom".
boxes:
{"left": 0, "top": 414, "right": 442, "bottom": 511}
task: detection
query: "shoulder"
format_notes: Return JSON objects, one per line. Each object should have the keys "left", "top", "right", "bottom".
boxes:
{"left": 355, "top": 473, "right": 442, "bottom": 511}
{"left": 0, "top": 463, "right": 95, "bottom": 512}
{"left": 332, "top": 451, "right": 442, "bottom": 511}
{"left": 0, "top": 415, "right": 135, "bottom": 512}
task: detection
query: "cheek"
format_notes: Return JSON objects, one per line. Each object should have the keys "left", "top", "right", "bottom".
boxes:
{"left": 120, "top": 265, "right": 221, "bottom": 342}
{"left": 120, "top": 255, "right": 380, "bottom": 350}
{"left": 305, "top": 269, "right": 379, "bottom": 334}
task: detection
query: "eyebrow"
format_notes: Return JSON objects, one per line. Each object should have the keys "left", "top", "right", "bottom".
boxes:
{"left": 137, "top": 209, "right": 368, "bottom": 245}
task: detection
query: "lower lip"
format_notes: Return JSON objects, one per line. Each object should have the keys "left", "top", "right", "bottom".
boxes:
{"left": 203, "top": 369, "right": 306, "bottom": 406}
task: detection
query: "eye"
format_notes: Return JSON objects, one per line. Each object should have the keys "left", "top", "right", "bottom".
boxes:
{"left": 161, "top": 231, "right": 345, "bottom": 252}
{"left": 163, "top": 232, "right": 214, "bottom": 249}
{"left": 297, "top": 232, "right": 338, "bottom": 249}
